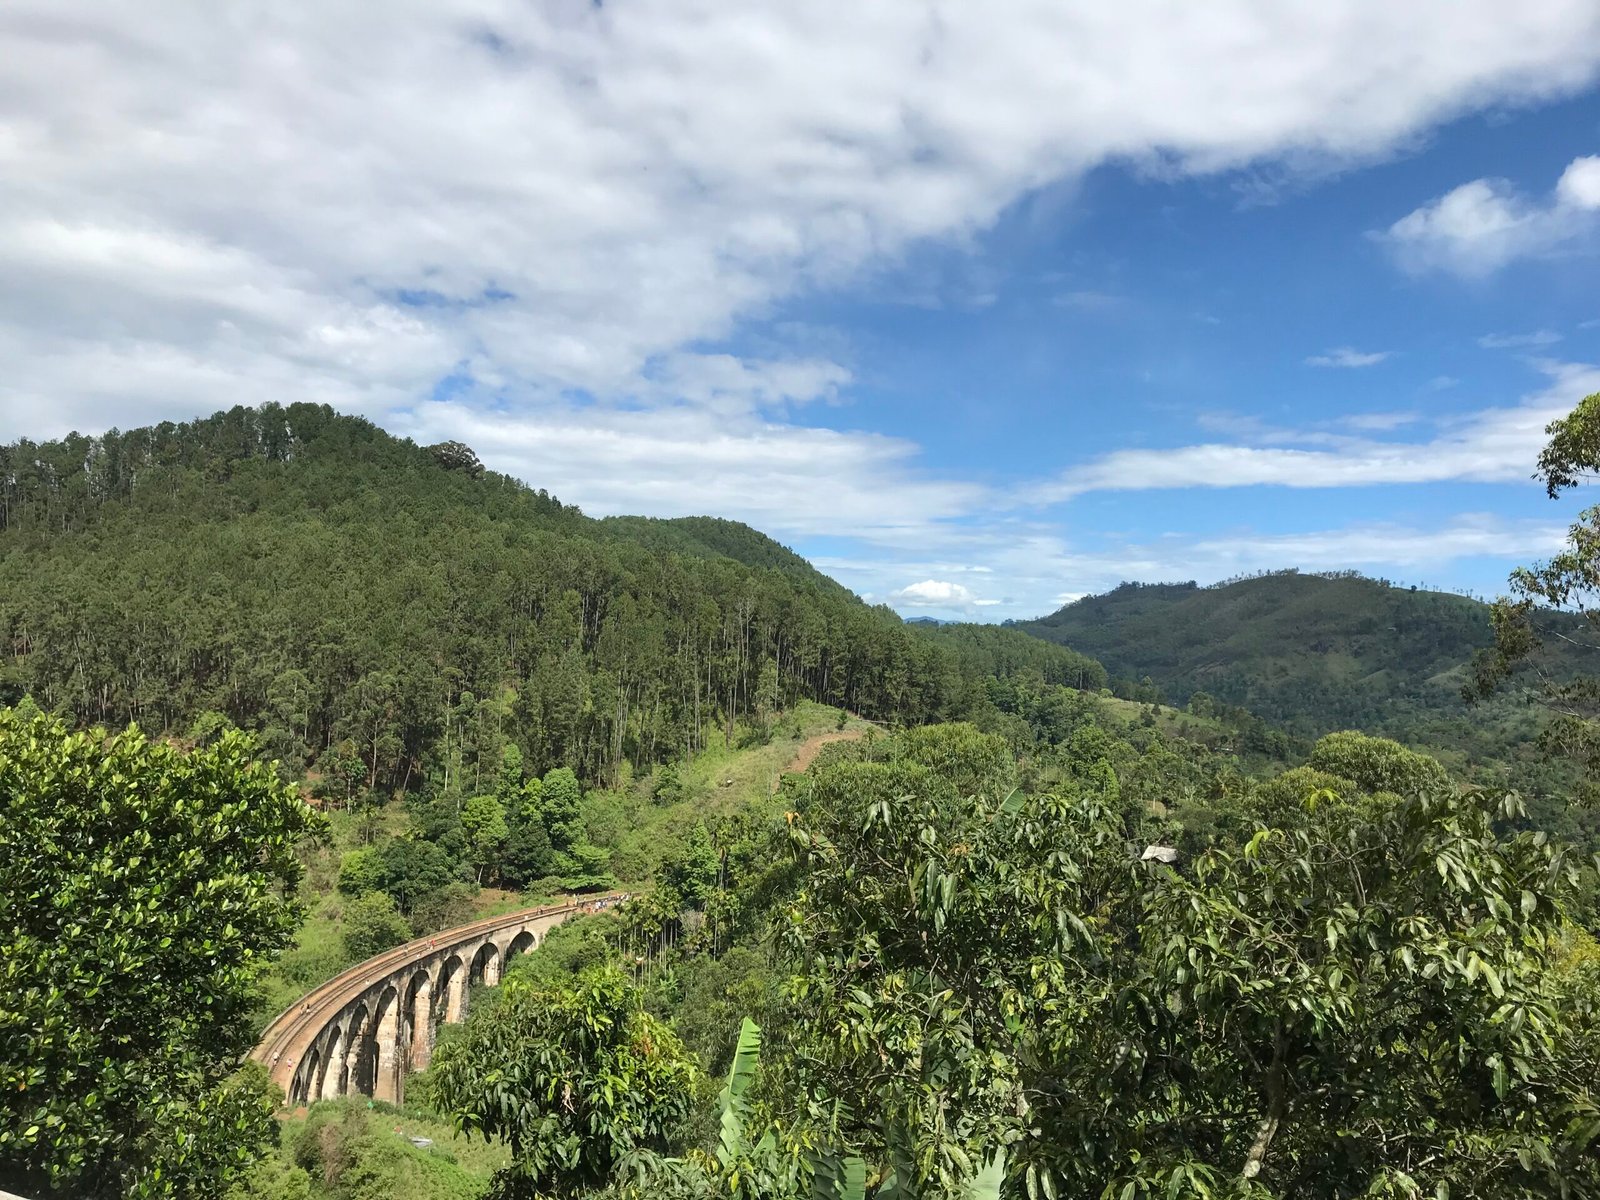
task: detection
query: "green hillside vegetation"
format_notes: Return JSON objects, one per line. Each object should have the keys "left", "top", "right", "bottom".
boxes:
{"left": 256, "top": 678, "right": 1201, "bottom": 1034}
{"left": 1092, "top": 691, "right": 1252, "bottom": 748}
{"left": 596, "top": 515, "right": 854, "bottom": 597}
{"left": 1470, "top": 390, "right": 1600, "bottom": 810}
{"left": 230, "top": 719, "right": 1600, "bottom": 1200}
{"left": 0, "top": 402, "right": 1109, "bottom": 1047}
{"left": 909, "top": 621, "right": 1109, "bottom": 692}
{"left": 252, "top": 702, "right": 878, "bottom": 1028}
{"left": 227, "top": 1097, "right": 514, "bottom": 1200}
{"left": 0, "top": 403, "right": 1101, "bottom": 796}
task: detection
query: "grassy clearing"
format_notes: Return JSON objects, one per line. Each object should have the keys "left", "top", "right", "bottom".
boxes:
{"left": 234, "top": 1096, "right": 511, "bottom": 1199}
{"left": 681, "top": 700, "right": 873, "bottom": 800}
{"left": 1092, "top": 695, "right": 1233, "bottom": 744}
{"left": 585, "top": 700, "right": 868, "bottom": 881}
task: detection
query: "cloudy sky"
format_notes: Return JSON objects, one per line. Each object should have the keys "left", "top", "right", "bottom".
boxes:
{"left": 4, "top": 3, "right": 1600, "bottom": 620}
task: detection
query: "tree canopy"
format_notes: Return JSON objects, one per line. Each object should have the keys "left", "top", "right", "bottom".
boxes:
{"left": 1017, "top": 571, "right": 1586, "bottom": 793}
{"left": 0, "top": 710, "right": 321, "bottom": 1198}
{"left": 11, "top": 400, "right": 1600, "bottom": 1199}
{"left": 771, "top": 724, "right": 1600, "bottom": 1198}
{"left": 1471, "top": 391, "right": 1600, "bottom": 809}
{"left": 428, "top": 965, "right": 698, "bottom": 1199}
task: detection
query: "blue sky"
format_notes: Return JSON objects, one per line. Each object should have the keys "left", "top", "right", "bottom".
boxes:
{"left": 3, "top": 3, "right": 1600, "bottom": 619}
{"left": 765, "top": 91, "right": 1600, "bottom": 613}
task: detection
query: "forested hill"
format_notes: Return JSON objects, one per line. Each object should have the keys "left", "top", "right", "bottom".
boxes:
{"left": 1016, "top": 570, "right": 1577, "bottom": 779}
{"left": 0, "top": 403, "right": 1101, "bottom": 793}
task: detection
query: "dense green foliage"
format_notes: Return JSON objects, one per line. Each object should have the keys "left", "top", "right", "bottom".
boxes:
{"left": 760, "top": 726, "right": 1599, "bottom": 1198}
{"left": 0, "top": 710, "right": 322, "bottom": 1198}
{"left": 428, "top": 966, "right": 698, "bottom": 1198}
{"left": 339, "top": 891, "right": 414, "bottom": 960}
{"left": 1021, "top": 572, "right": 1497, "bottom": 734}
{"left": 0, "top": 404, "right": 1103, "bottom": 798}
{"left": 905, "top": 623, "right": 1107, "bottom": 694}
{"left": 371, "top": 723, "right": 1600, "bottom": 1200}
{"left": 226, "top": 1095, "right": 514, "bottom": 1200}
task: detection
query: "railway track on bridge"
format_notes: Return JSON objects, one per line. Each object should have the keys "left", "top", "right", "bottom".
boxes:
{"left": 251, "top": 892, "right": 626, "bottom": 1103}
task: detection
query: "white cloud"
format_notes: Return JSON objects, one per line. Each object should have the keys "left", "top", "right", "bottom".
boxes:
{"left": 821, "top": 512, "right": 1571, "bottom": 621}
{"left": 389, "top": 402, "right": 984, "bottom": 545}
{"left": 1178, "top": 515, "right": 1570, "bottom": 574}
{"left": 1307, "top": 347, "right": 1392, "bottom": 368}
{"left": 1478, "top": 329, "right": 1563, "bottom": 348}
{"left": 1029, "top": 360, "right": 1600, "bottom": 502}
{"left": 641, "top": 354, "right": 852, "bottom": 415}
{"left": 3, "top": 1, "right": 1599, "bottom": 446}
{"left": 1557, "top": 155, "right": 1600, "bottom": 207}
{"left": 1379, "top": 153, "right": 1600, "bottom": 275}
{"left": 1338, "top": 410, "right": 1420, "bottom": 431}
{"left": 1197, "top": 408, "right": 1419, "bottom": 443}
{"left": 890, "top": 579, "right": 983, "bottom": 610}
{"left": 1087, "top": 515, "right": 1569, "bottom": 590}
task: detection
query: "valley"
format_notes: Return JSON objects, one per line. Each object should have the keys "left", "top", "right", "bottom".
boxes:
{"left": 5, "top": 403, "right": 1600, "bottom": 1200}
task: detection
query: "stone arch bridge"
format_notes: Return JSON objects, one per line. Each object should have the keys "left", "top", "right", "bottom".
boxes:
{"left": 251, "top": 893, "right": 626, "bottom": 1107}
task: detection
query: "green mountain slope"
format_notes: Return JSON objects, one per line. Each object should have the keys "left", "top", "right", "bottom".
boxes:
{"left": 1016, "top": 571, "right": 1575, "bottom": 784}
{"left": 0, "top": 403, "right": 1099, "bottom": 794}
{"left": 597, "top": 515, "right": 852, "bottom": 597}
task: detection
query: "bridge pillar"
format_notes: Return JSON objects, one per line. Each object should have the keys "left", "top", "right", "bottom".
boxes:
{"left": 320, "top": 1029, "right": 345, "bottom": 1101}
{"left": 485, "top": 948, "right": 501, "bottom": 987}
{"left": 409, "top": 976, "right": 434, "bottom": 1071}
{"left": 374, "top": 998, "right": 401, "bottom": 1104}
{"left": 445, "top": 964, "right": 467, "bottom": 1023}
{"left": 343, "top": 1015, "right": 368, "bottom": 1099}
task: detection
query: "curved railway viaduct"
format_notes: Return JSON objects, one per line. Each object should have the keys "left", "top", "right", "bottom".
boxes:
{"left": 251, "top": 893, "right": 626, "bottom": 1107}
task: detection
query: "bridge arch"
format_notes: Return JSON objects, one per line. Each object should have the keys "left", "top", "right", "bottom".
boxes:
{"left": 469, "top": 940, "right": 501, "bottom": 992}
{"left": 342, "top": 1000, "right": 372, "bottom": 1098}
{"left": 294, "top": 1045, "right": 321, "bottom": 1106}
{"left": 371, "top": 984, "right": 402, "bottom": 1102}
{"left": 403, "top": 969, "right": 434, "bottom": 1073}
{"left": 506, "top": 928, "right": 537, "bottom": 961}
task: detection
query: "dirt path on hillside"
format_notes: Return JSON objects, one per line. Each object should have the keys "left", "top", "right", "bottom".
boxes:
{"left": 783, "top": 729, "right": 865, "bottom": 776}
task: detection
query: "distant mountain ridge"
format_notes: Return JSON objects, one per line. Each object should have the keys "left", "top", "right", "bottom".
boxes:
{"left": 1014, "top": 570, "right": 1578, "bottom": 784}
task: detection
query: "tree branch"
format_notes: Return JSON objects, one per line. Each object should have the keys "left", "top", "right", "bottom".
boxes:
{"left": 1241, "top": 1025, "right": 1287, "bottom": 1182}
